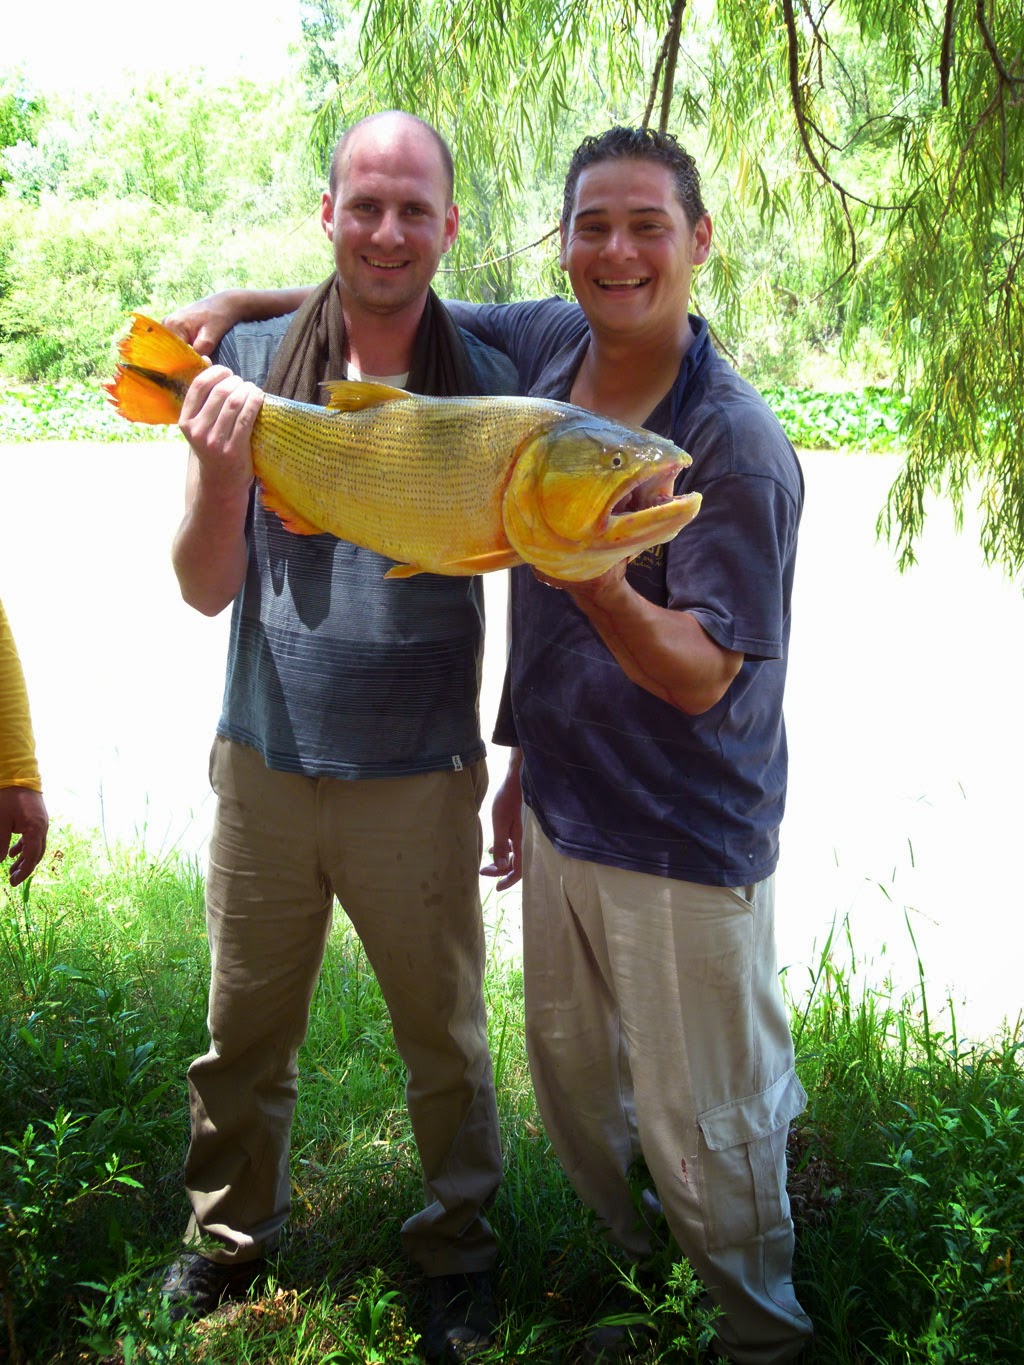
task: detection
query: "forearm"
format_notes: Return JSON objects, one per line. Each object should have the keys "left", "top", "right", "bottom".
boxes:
{"left": 219, "top": 287, "right": 313, "bottom": 323}
{"left": 171, "top": 462, "right": 251, "bottom": 616}
{"left": 164, "top": 288, "right": 314, "bottom": 355}
{"left": 172, "top": 371, "right": 264, "bottom": 614}
{"left": 481, "top": 748, "right": 524, "bottom": 889}
{"left": 0, "top": 602, "right": 41, "bottom": 790}
{"left": 562, "top": 572, "right": 742, "bottom": 715}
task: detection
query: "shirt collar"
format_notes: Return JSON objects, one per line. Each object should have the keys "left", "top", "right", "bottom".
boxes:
{"left": 530, "top": 313, "right": 711, "bottom": 436}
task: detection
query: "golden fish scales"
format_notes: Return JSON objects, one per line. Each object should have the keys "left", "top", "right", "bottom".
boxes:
{"left": 104, "top": 313, "right": 703, "bottom": 580}
{"left": 255, "top": 391, "right": 565, "bottom": 570}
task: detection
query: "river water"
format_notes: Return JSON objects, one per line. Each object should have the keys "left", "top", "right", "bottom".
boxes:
{"left": 2, "top": 439, "right": 1022, "bottom": 1043}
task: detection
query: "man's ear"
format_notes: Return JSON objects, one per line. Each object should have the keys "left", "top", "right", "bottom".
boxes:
{"left": 320, "top": 192, "right": 335, "bottom": 242}
{"left": 693, "top": 213, "right": 712, "bottom": 265}
{"left": 442, "top": 202, "right": 460, "bottom": 253}
{"left": 558, "top": 219, "right": 568, "bottom": 270}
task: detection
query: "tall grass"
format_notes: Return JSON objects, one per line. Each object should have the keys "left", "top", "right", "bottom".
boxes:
{"left": 2, "top": 834, "right": 1021, "bottom": 1363}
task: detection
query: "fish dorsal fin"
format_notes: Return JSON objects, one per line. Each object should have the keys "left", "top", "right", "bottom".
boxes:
{"left": 322, "top": 379, "right": 411, "bottom": 412}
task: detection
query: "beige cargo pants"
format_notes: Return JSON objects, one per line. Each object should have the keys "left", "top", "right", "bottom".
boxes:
{"left": 522, "top": 809, "right": 813, "bottom": 1364}
{"left": 182, "top": 737, "right": 502, "bottom": 1275}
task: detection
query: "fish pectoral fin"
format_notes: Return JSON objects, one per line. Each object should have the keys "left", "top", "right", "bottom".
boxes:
{"left": 258, "top": 482, "right": 324, "bottom": 536}
{"left": 322, "top": 379, "right": 412, "bottom": 412}
{"left": 384, "top": 548, "right": 523, "bottom": 580}
{"left": 443, "top": 548, "right": 524, "bottom": 573}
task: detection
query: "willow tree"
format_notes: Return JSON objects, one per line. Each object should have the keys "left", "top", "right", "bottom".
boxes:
{"left": 313, "top": 0, "right": 1023, "bottom": 573}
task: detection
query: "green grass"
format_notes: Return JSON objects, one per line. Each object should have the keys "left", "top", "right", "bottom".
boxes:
{"left": 0, "top": 378, "right": 908, "bottom": 452}
{"left": 2, "top": 835, "right": 1022, "bottom": 1363}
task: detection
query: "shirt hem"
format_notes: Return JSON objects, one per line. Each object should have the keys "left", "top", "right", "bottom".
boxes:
{"left": 529, "top": 801, "right": 778, "bottom": 888}
{"left": 217, "top": 728, "right": 486, "bottom": 781}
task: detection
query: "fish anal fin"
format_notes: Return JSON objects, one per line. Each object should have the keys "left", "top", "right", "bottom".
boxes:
{"left": 322, "top": 379, "right": 412, "bottom": 412}
{"left": 259, "top": 482, "right": 324, "bottom": 536}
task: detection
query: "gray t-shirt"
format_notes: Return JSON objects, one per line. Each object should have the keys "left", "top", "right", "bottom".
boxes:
{"left": 213, "top": 314, "right": 518, "bottom": 779}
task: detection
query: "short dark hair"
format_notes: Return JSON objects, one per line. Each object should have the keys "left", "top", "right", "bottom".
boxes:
{"left": 561, "top": 126, "right": 706, "bottom": 228}
{"left": 328, "top": 111, "right": 455, "bottom": 202}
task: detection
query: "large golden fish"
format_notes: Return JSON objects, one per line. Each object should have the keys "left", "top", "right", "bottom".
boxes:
{"left": 105, "top": 313, "right": 701, "bottom": 580}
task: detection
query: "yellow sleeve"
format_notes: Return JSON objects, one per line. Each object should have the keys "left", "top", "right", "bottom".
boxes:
{"left": 0, "top": 598, "right": 43, "bottom": 791}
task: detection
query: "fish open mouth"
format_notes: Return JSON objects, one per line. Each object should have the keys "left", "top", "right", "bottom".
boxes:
{"left": 609, "top": 466, "right": 682, "bottom": 519}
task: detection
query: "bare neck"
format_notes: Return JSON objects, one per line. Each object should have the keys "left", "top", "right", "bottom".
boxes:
{"left": 571, "top": 325, "right": 695, "bottom": 427}
{"left": 340, "top": 295, "right": 427, "bottom": 378}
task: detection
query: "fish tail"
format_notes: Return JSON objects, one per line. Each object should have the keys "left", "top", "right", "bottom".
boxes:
{"left": 103, "top": 313, "right": 210, "bottom": 425}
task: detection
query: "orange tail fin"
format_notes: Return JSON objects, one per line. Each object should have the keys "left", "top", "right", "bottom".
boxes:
{"left": 103, "top": 313, "right": 210, "bottom": 425}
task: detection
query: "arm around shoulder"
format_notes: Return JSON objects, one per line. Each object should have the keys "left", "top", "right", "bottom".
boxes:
{"left": 164, "top": 287, "right": 314, "bottom": 356}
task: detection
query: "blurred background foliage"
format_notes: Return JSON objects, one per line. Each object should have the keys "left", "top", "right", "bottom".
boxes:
{"left": 1, "top": 0, "right": 1021, "bottom": 572}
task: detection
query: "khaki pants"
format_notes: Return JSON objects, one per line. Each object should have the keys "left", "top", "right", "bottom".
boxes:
{"left": 522, "top": 809, "right": 812, "bottom": 1364}
{"left": 183, "top": 737, "right": 502, "bottom": 1275}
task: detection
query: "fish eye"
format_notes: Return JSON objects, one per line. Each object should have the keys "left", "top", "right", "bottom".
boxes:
{"left": 611, "top": 453, "right": 623, "bottom": 468}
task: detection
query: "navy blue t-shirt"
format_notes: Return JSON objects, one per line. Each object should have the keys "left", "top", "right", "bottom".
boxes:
{"left": 448, "top": 297, "right": 803, "bottom": 886}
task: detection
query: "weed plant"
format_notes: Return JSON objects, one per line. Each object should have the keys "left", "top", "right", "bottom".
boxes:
{"left": 0, "top": 380, "right": 165, "bottom": 443}
{"left": 758, "top": 386, "right": 910, "bottom": 454}
{"left": 1, "top": 836, "right": 1021, "bottom": 1362}
{"left": 0, "top": 377, "right": 908, "bottom": 454}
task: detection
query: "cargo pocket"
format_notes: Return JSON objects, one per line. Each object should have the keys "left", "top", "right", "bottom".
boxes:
{"left": 696, "top": 1068, "right": 807, "bottom": 1251}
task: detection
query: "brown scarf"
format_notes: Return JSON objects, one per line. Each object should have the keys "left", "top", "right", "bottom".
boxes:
{"left": 263, "top": 273, "right": 480, "bottom": 403}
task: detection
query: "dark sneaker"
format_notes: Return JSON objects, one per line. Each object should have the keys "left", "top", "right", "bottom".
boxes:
{"left": 160, "top": 1251, "right": 262, "bottom": 1321}
{"left": 582, "top": 1322, "right": 642, "bottom": 1363}
{"left": 581, "top": 1298, "right": 654, "bottom": 1363}
{"left": 423, "top": 1271, "right": 496, "bottom": 1360}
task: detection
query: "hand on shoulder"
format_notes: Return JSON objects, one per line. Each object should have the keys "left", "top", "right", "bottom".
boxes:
{"left": 164, "top": 291, "right": 244, "bottom": 357}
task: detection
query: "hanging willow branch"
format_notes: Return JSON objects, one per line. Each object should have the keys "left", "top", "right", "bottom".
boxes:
{"left": 975, "top": 0, "right": 1024, "bottom": 87}
{"left": 941, "top": 0, "right": 956, "bottom": 106}
{"left": 658, "top": 0, "right": 686, "bottom": 132}
{"left": 643, "top": 0, "right": 688, "bottom": 131}
{"left": 438, "top": 226, "right": 560, "bottom": 274}
{"left": 781, "top": 0, "right": 858, "bottom": 271}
